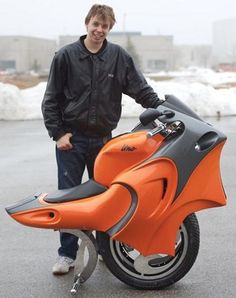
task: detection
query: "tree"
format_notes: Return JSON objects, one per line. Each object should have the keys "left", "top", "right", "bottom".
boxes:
{"left": 125, "top": 35, "right": 141, "bottom": 69}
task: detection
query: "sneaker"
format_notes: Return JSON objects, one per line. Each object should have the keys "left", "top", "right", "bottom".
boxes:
{"left": 52, "top": 256, "right": 75, "bottom": 275}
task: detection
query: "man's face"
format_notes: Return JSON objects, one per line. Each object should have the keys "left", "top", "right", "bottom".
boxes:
{"left": 86, "top": 15, "right": 111, "bottom": 45}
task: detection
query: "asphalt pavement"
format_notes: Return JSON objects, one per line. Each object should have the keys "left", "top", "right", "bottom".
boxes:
{"left": 0, "top": 116, "right": 236, "bottom": 298}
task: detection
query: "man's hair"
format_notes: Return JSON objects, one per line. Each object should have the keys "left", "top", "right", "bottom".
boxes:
{"left": 85, "top": 4, "right": 116, "bottom": 29}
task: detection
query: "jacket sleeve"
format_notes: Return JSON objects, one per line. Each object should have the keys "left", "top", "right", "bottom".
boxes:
{"left": 123, "top": 55, "right": 160, "bottom": 108}
{"left": 41, "top": 52, "right": 69, "bottom": 141}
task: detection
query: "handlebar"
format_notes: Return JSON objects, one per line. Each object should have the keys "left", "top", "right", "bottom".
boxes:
{"left": 139, "top": 108, "right": 175, "bottom": 126}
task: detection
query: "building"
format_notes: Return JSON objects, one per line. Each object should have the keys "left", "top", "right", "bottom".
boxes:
{"left": 0, "top": 36, "right": 56, "bottom": 73}
{"left": 174, "top": 45, "right": 212, "bottom": 69}
{"left": 0, "top": 32, "right": 217, "bottom": 75}
{"left": 58, "top": 32, "right": 174, "bottom": 72}
{"left": 212, "top": 19, "right": 236, "bottom": 69}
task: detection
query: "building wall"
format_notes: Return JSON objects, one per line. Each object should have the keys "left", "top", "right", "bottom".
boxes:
{"left": 58, "top": 32, "right": 174, "bottom": 72}
{"left": 0, "top": 36, "right": 56, "bottom": 73}
{"left": 58, "top": 35, "right": 79, "bottom": 50}
{"left": 174, "top": 45, "right": 212, "bottom": 69}
{"left": 109, "top": 33, "right": 174, "bottom": 72}
{"left": 0, "top": 33, "right": 217, "bottom": 74}
{"left": 212, "top": 19, "right": 236, "bottom": 66}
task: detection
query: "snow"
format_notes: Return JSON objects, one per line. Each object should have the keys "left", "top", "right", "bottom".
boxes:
{"left": 0, "top": 67, "right": 236, "bottom": 120}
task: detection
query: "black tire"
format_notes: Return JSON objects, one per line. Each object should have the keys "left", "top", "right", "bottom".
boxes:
{"left": 97, "top": 213, "right": 200, "bottom": 290}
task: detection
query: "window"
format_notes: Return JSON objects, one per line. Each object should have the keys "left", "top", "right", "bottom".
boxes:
{"left": 147, "top": 60, "right": 167, "bottom": 71}
{"left": 0, "top": 60, "right": 16, "bottom": 70}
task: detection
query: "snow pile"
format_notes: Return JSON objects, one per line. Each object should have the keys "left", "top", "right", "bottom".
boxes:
{"left": 0, "top": 68, "right": 236, "bottom": 120}
{"left": 0, "top": 82, "right": 28, "bottom": 120}
{"left": 0, "top": 82, "right": 44, "bottom": 120}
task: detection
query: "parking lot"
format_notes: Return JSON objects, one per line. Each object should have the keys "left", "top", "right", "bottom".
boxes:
{"left": 0, "top": 117, "right": 235, "bottom": 298}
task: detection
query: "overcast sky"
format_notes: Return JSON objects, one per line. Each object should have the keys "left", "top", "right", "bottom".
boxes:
{"left": 0, "top": 0, "right": 236, "bottom": 44}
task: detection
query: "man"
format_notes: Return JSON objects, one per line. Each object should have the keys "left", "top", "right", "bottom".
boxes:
{"left": 42, "top": 4, "right": 162, "bottom": 275}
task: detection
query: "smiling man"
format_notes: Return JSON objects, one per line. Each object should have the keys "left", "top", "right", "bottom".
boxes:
{"left": 42, "top": 4, "right": 162, "bottom": 275}
{"left": 84, "top": 7, "right": 112, "bottom": 51}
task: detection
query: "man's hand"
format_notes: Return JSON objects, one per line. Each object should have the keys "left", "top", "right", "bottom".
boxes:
{"left": 153, "top": 98, "right": 164, "bottom": 108}
{"left": 56, "top": 133, "right": 73, "bottom": 150}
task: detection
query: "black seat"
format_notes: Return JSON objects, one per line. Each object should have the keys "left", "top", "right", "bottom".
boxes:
{"left": 44, "top": 179, "right": 107, "bottom": 203}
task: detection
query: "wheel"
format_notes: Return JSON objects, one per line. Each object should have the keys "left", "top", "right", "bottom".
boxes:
{"left": 97, "top": 213, "right": 200, "bottom": 289}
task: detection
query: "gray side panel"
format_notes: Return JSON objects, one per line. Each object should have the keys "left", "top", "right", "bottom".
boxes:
{"left": 5, "top": 193, "right": 43, "bottom": 214}
{"left": 106, "top": 183, "right": 137, "bottom": 237}
{"left": 151, "top": 106, "right": 227, "bottom": 199}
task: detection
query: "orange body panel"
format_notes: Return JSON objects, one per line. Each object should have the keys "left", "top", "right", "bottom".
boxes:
{"left": 94, "top": 131, "right": 164, "bottom": 186}
{"left": 11, "top": 184, "right": 132, "bottom": 230}
{"left": 112, "top": 141, "right": 226, "bottom": 256}
{"left": 10, "top": 137, "right": 226, "bottom": 257}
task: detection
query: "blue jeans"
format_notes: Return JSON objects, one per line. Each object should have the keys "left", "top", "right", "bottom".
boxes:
{"left": 56, "top": 132, "right": 111, "bottom": 259}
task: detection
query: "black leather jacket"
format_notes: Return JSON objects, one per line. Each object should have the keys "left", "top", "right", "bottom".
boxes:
{"left": 42, "top": 35, "right": 159, "bottom": 140}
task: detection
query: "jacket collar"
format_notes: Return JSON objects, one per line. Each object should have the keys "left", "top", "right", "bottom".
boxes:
{"left": 77, "top": 35, "right": 108, "bottom": 61}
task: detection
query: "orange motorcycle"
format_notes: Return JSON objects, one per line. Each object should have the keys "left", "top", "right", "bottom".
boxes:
{"left": 6, "top": 95, "right": 227, "bottom": 294}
